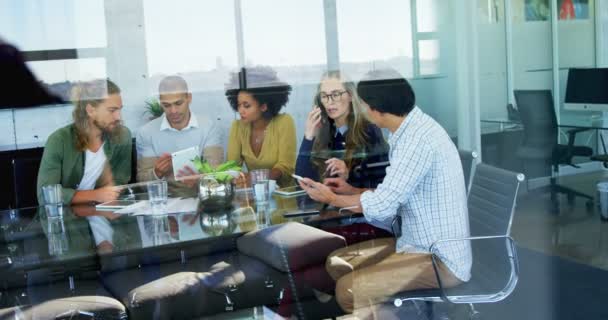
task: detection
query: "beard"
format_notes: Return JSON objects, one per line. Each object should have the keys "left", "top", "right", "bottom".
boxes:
{"left": 93, "top": 119, "right": 122, "bottom": 138}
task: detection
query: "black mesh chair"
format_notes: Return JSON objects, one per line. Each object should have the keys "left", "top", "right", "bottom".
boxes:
{"left": 393, "top": 164, "right": 524, "bottom": 319}
{"left": 11, "top": 157, "right": 42, "bottom": 208}
{"left": 514, "top": 90, "right": 594, "bottom": 210}
{"left": 458, "top": 149, "right": 478, "bottom": 194}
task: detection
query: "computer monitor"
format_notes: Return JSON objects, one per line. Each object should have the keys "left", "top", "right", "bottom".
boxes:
{"left": 564, "top": 68, "right": 608, "bottom": 111}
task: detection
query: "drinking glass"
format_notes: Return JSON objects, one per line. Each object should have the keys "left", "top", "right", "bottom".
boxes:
{"left": 47, "top": 216, "right": 69, "bottom": 256}
{"left": 147, "top": 180, "right": 168, "bottom": 214}
{"left": 42, "top": 184, "right": 63, "bottom": 217}
{"left": 151, "top": 215, "right": 171, "bottom": 246}
{"left": 250, "top": 169, "right": 270, "bottom": 204}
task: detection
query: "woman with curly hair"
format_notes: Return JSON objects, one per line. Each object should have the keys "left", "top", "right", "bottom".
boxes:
{"left": 225, "top": 67, "right": 296, "bottom": 187}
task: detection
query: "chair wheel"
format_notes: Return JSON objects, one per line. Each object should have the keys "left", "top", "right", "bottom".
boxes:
{"left": 469, "top": 311, "right": 482, "bottom": 320}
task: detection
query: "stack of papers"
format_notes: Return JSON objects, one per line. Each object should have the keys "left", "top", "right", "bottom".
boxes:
{"left": 114, "top": 198, "right": 198, "bottom": 215}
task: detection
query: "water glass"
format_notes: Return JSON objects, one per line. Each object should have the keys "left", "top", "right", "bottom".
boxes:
{"left": 47, "top": 217, "right": 69, "bottom": 256}
{"left": 42, "top": 184, "right": 63, "bottom": 217}
{"left": 250, "top": 169, "right": 270, "bottom": 203}
{"left": 42, "top": 184, "right": 62, "bottom": 205}
{"left": 268, "top": 180, "right": 277, "bottom": 195}
{"left": 256, "top": 202, "right": 270, "bottom": 228}
{"left": 151, "top": 215, "right": 171, "bottom": 246}
{"left": 147, "top": 180, "right": 168, "bottom": 214}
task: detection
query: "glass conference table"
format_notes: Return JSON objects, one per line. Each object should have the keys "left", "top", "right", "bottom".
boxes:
{"left": 0, "top": 189, "right": 356, "bottom": 272}
{"left": 0, "top": 187, "right": 359, "bottom": 318}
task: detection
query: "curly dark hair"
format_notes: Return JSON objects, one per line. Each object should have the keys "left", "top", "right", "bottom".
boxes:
{"left": 225, "top": 66, "right": 292, "bottom": 119}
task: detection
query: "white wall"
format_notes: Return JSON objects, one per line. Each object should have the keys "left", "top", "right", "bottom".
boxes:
{"left": 477, "top": 2, "right": 598, "bottom": 119}
{"left": 478, "top": 20, "right": 508, "bottom": 120}
{"left": 0, "top": 110, "right": 16, "bottom": 152}
{"left": 599, "top": 0, "right": 608, "bottom": 67}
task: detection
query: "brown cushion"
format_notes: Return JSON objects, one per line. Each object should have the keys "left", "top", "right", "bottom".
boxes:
{"left": 193, "top": 252, "right": 286, "bottom": 309}
{"left": 102, "top": 261, "right": 232, "bottom": 319}
{"left": 0, "top": 280, "right": 126, "bottom": 320}
{"left": 236, "top": 222, "right": 346, "bottom": 272}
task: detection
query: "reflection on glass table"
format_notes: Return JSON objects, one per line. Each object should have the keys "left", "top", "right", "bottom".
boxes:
{"left": 74, "top": 188, "right": 324, "bottom": 256}
{"left": 0, "top": 188, "right": 358, "bottom": 274}
{"left": 47, "top": 216, "right": 69, "bottom": 256}
{"left": 308, "top": 149, "right": 372, "bottom": 160}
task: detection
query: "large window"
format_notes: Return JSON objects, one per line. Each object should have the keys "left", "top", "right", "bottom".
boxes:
{"left": 143, "top": 0, "right": 238, "bottom": 92}
{"left": 336, "top": 0, "right": 414, "bottom": 80}
{"left": 240, "top": 0, "right": 326, "bottom": 85}
{"left": 415, "top": 0, "right": 442, "bottom": 76}
{"left": 335, "top": 0, "right": 442, "bottom": 80}
{"left": 0, "top": 0, "right": 107, "bottom": 50}
{"left": 0, "top": 0, "right": 107, "bottom": 87}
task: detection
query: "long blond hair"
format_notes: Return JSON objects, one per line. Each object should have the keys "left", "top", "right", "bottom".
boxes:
{"left": 312, "top": 70, "right": 370, "bottom": 174}
{"left": 71, "top": 79, "right": 121, "bottom": 151}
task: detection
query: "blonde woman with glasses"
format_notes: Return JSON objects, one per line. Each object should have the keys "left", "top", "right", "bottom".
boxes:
{"left": 295, "top": 70, "right": 388, "bottom": 189}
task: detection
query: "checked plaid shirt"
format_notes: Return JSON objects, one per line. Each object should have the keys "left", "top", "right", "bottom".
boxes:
{"left": 360, "top": 106, "right": 472, "bottom": 281}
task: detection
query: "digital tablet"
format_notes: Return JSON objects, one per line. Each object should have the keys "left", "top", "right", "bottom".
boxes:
{"left": 282, "top": 210, "right": 320, "bottom": 218}
{"left": 171, "top": 146, "right": 200, "bottom": 180}
{"left": 96, "top": 200, "right": 139, "bottom": 211}
{"left": 273, "top": 185, "right": 306, "bottom": 197}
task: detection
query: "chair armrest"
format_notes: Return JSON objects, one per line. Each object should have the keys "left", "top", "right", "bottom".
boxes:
{"left": 565, "top": 128, "right": 591, "bottom": 147}
{"left": 565, "top": 128, "right": 591, "bottom": 134}
{"left": 353, "top": 161, "right": 390, "bottom": 174}
{"left": 427, "top": 235, "right": 519, "bottom": 304}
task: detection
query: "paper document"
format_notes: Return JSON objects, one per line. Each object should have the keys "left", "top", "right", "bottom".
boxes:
{"left": 114, "top": 198, "right": 198, "bottom": 215}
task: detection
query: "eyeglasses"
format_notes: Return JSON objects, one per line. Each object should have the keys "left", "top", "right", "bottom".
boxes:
{"left": 319, "top": 91, "right": 348, "bottom": 103}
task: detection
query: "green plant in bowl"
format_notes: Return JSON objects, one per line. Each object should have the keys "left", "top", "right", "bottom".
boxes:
{"left": 194, "top": 158, "right": 242, "bottom": 212}
{"left": 192, "top": 158, "right": 241, "bottom": 182}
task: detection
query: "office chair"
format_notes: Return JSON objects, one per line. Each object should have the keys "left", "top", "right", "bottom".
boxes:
{"left": 458, "top": 149, "right": 478, "bottom": 195}
{"left": 393, "top": 163, "right": 524, "bottom": 320}
{"left": 11, "top": 157, "right": 42, "bottom": 208}
{"left": 130, "top": 137, "right": 137, "bottom": 184}
{"left": 351, "top": 160, "right": 390, "bottom": 189}
{"left": 514, "top": 90, "right": 594, "bottom": 211}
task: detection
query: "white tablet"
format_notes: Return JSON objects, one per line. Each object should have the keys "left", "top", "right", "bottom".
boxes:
{"left": 274, "top": 185, "right": 306, "bottom": 197}
{"left": 95, "top": 200, "right": 139, "bottom": 211}
{"left": 171, "top": 146, "right": 200, "bottom": 180}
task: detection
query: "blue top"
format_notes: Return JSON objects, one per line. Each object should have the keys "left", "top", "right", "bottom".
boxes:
{"left": 295, "top": 124, "right": 389, "bottom": 188}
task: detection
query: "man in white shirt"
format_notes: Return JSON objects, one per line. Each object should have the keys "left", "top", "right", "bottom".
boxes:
{"left": 298, "top": 70, "right": 471, "bottom": 315}
{"left": 37, "top": 79, "right": 132, "bottom": 206}
{"left": 136, "top": 76, "right": 223, "bottom": 195}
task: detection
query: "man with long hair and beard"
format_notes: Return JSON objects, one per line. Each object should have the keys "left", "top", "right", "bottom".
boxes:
{"left": 37, "top": 79, "right": 132, "bottom": 205}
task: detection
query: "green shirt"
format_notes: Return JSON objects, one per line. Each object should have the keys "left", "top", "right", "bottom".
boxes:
{"left": 37, "top": 124, "right": 132, "bottom": 205}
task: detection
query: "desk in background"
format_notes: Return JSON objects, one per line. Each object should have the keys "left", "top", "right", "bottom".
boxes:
{"left": 481, "top": 114, "right": 608, "bottom": 174}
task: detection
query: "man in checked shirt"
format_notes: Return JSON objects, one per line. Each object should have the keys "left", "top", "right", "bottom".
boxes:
{"left": 298, "top": 69, "right": 472, "bottom": 316}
